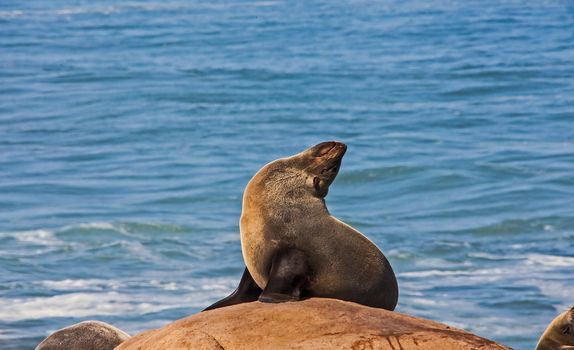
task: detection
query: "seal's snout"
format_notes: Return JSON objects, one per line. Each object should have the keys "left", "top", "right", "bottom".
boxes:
{"left": 312, "top": 141, "right": 347, "bottom": 158}
{"left": 333, "top": 142, "right": 347, "bottom": 157}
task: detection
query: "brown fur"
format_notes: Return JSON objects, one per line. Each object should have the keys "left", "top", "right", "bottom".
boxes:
{"left": 536, "top": 306, "right": 574, "bottom": 350}
{"left": 35, "top": 320, "right": 129, "bottom": 350}
{"left": 240, "top": 141, "right": 398, "bottom": 310}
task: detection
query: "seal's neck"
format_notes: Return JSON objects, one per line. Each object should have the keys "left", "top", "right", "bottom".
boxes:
{"left": 243, "top": 185, "right": 327, "bottom": 215}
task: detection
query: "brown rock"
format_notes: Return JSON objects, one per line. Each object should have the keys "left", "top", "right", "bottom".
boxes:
{"left": 116, "top": 298, "right": 510, "bottom": 350}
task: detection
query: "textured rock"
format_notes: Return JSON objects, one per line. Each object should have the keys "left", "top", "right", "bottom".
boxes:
{"left": 116, "top": 298, "right": 510, "bottom": 350}
{"left": 36, "top": 320, "right": 129, "bottom": 350}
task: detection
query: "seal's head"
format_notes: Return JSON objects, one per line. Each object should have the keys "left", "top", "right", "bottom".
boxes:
{"left": 562, "top": 306, "right": 574, "bottom": 337}
{"left": 246, "top": 141, "right": 347, "bottom": 207}
{"left": 536, "top": 306, "right": 574, "bottom": 350}
{"left": 302, "top": 141, "right": 347, "bottom": 197}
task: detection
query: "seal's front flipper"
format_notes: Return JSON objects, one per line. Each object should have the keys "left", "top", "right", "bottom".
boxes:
{"left": 259, "top": 248, "right": 310, "bottom": 303}
{"left": 203, "top": 267, "right": 262, "bottom": 311}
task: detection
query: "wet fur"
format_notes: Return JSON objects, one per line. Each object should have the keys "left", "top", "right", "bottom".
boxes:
{"left": 35, "top": 321, "right": 129, "bottom": 350}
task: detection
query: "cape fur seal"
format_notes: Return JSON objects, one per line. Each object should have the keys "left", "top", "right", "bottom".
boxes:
{"left": 536, "top": 306, "right": 574, "bottom": 350}
{"left": 206, "top": 141, "right": 398, "bottom": 310}
{"left": 35, "top": 320, "right": 129, "bottom": 350}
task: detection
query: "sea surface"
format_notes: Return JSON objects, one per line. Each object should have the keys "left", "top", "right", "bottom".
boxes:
{"left": 1, "top": 1, "right": 574, "bottom": 349}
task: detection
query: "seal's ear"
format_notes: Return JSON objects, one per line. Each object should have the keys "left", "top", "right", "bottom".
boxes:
{"left": 312, "top": 176, "right": 329, "bottom": 198}
{"left": 313, "top": 177, "right": 321, "bottom": 192}
{"left": 561, "top": 324, "right": 571, "bottom": 334}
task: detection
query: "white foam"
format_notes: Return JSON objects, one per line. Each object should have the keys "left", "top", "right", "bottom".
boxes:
{"left": 408, "top": 297, "right": 445, "bottom": 307}
{"left": 0, "top": 275, "right": 239, "bottom": 323}
{"left": 402, "top": 269, "right": 473, "bottom": 278}
{"left": 5, "top": 222, "right": 129, "bottom": 248}
{"left": 54, "top": 6, "right": 119, "bottom": 16}
{"left": 526, "top": 254, "right": 574, "bottom": 267}
{"left": 404, "top": 253, "right": 574, "bottom": 281}
{"left": 122, "top": 240, "right": 160, "bottom": 263}
{"left": 15, "top": 229, "right": 61, "bottom": 246}
{"left": 74, "top": 222, "right": 118, "bottom": 231}
{"left": 0, "top": 10, "right": 23, "bottom": 18}
{"left": 467, "top": 252, "right": 514, "bottom": 260}
{"left": 37, "top": 276, "right": 235, "bottom": 292}
{"left": 538, "top": 281, "right": 574, "bottom": 311}
{"left": 0, "top": 286, "right": 234, "bottom": 323}
{"left": 3, "top": 222, "right": 129, "bottom": 248}
{"left": 0, "top": 292, "right": 182, "bottom": 322}
{"left": 59, "top": 222, "right": 132, "bottom": 236}
{"left": 45, "top": 1, "right": 281, "bottom": 18}
{"left": 40, "top": 279, "right": 121, "bottom": 291}
{"left": 149, "top": 280, "right": 178, "bottom": 291}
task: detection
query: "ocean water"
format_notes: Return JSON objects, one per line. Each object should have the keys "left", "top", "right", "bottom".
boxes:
{"left": 1, "top": 1, "right": 573, "bottom": 349}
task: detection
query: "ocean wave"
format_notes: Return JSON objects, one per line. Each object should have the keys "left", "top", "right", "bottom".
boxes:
{"left": 402, "top": 269, "right": 474, "bottom": 278}
{"left": 538, "top": 282, "right": 574, "bottom": 312}
{"left": 403, "top": 253, "right": 574, "bottom": 279}
{"left": 40, "top": 279, "right": 121, "bottom": 291}
{"left": 0, "top": 221, "right": 201, "bottom": 264}
{"left": 15, "top": 229, "right": 62, "bottom": 246}
{"left": 1, "top": 221, "right": 193, "bottom": 243}
{"left": 0, "top": 292, "right": 172, "bottom": 322}
{"left": 33, "top": 277, "right": 235, "bottom": 293}
{"left": 0, "top": 276, "right": 237, "bottom": 324}
{"left": 465, "top": 218, "right": 563, "bottom": 236}
{"left": 74, "top": 222, "right": 118, "bottom": 231}
{"left": 1, "top": 2, "right": 281, "bottom": 19}
{"left": 526, "top": 253, "right": 574, "bottom": 267}
{"left": 337, "top": 165, "right": 423, "bottom": 184}
{"left": 0, "top": 10, "right": 24, "bottom": 19}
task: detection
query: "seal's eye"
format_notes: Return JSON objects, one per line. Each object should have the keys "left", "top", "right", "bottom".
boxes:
{"left": 312, "top": 142, "right": 336, "bottom": 157}
{"left": 321, "top": 164, "right": 339, "bottom": 174}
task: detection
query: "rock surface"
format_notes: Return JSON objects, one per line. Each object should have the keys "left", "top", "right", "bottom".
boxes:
{"left": 116, "top": 298, "right": 510, "bottom": 350}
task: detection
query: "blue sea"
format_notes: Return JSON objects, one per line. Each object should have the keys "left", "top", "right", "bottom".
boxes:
{"left": 1, "top": 1, "right": 573, "bottom": 349}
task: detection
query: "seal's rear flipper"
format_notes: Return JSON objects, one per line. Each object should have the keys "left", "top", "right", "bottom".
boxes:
{"left": 203, "top": 267, "right": 262, "bottom": 311}
{"left": 259, "top": 248, "right": 310, "bottom": 303}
